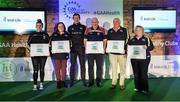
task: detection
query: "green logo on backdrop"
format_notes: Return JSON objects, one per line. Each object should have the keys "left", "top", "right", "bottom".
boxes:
{"left": 0, "top": 60, "right": 17, "bottom": 79}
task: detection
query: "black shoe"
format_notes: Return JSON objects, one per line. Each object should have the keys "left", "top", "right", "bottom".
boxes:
{"left": 141, "top": 90, "right": 149, "bottom": 95}
{"left": 69, "top": 81, "right": 74, "bottom": 87}
{"left": 57, "top": 81, "right": 61, "bottom": 89}
{"left": 120, "top": 85, "right": 125, "bottom": 90}
{"left": 62, "top": 81, "right": 67, "bottom": 88}
{"left": 88, "top": 83, "right": 94, "bottom": 87}
{"left": 83, "top": 82, "right": 87, "bottom": 87}
{"left": 110, "top": 85, "right": 116, "bottom": 89}
{"left": 96, "top": 82, "right": 102, "bottom": 87}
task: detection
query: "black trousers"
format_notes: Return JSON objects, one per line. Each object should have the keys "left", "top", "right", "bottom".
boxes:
{"left": 87, "top": 54, "right": 103, "bottom": 84}
{"left": 131, "top": 59, "right": 150, "bottom": 91}
{"left": 70, "top": 48, "right": 86, "bottom": 82}
{"left": 31, "top": 56, "right": 47, "bottom": 85}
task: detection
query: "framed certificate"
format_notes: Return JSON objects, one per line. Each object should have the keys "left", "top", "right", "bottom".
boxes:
{"left": 51, "top": 41, "right": 70, "bottom": 54}
{"left": 106, "top": 40, "right": 124, "bottom": 53}
{"left": 30, "top": 44, "right": 49, "bottom": 56}
{"left": 86, "top": 41, "right": 104, "bottom": 54}
{"left": 128, "top": 45, "right": 146, "bottom": 59}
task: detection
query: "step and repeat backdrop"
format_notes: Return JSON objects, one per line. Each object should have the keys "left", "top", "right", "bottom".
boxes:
{"left": 0, "top": 0, "right": 180, "bottom": 81}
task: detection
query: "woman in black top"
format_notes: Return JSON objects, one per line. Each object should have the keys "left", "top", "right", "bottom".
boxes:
{"left": 128, "top": 25, "right": 154, "bottom": 95}
{"left": 50, "top": 22, "right": 69, "bottom": 88}
{"left": 27, "top": 19, "right": 49, "bottom": 91}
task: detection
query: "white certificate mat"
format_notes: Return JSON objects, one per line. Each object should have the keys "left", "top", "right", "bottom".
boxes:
{"left": 86, "top": 41, "right": 104, "bottom": 54}
{"left": 51, "top": 41, "right": 70, "bottom": 54}
{"left": 30, "top": 44, "right": 49, "bottom": 56}
{"left": 128, "top": 45, "right": 146, "bottom": 59}
{"left": 106, "top": 40, "right": 124, "bottom": 53}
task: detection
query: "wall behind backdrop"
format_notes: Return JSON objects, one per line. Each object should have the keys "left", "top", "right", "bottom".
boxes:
{"left": 0, "top": 0, "right": 180, "bottom": 81}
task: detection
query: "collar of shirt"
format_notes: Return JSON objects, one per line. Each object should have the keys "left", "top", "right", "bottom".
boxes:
{"left": 113, "top": 27, "right": 120, "bottom": 32}
{"left": 91, "top": 26, "right": 100, "bottom": 30}
{"left": 73, "top": 22, "right": 81, "bottom": 26}
{"left": 54, "top": 31, "right": 67, "bottom": 36}
{"left": 134, "top": 35, "right": 145, "bottom": 40}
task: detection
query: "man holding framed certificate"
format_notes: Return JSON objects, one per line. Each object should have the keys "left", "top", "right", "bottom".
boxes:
{"left": 28, "top": 19, "right": 49, "bottom": 91}
{"left": 128, "top": 25, "right": 154, "bottom": 95}
{"left": 107, "top": 18, "right": 130, "bottom": 90}
{"left": 84, "top": 17, "right": 107, "bottom": 87}
{"left": 50, "top": 22, "right": 70, "bottom": 89}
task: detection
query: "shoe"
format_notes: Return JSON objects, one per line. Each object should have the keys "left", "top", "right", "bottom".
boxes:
{"left": 62, "top": 81, "right": 67, "bottom": 88}
{"left": 83, "top": 82, "right": 88, "bottom": 87}
{"left": 110, "top": 85, "right": 116, "bottom": 89}
{"left": 120, "top": 85, "right": 125, "bottom": 90}
{"left": 96, "top": 82, "right": 102, "bottom": 87}
{"left": 39, "top": 83, "right": 44, "bottom": 90}
{"left": 141, "top": 90, "right": 149, "bottom": 95}
{"left": 70, "top": 81, "right": 74, "bottom": 87}
{"left": 134, "top": 88, "right": 140, "bottom": 92}
{"left": 88, "top": 83, "right": 94, "bottom": 87}
{"left": 32, "top": 85, "right": 37, "bottom": 91}
{"left": 57, "top": 81, "right": 61, "bottom": 89}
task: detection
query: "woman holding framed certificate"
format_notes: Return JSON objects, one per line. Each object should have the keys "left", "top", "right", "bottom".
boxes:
{"left": 27, "top": 19, "right": 49, "bottom": 91}
{"left": 128, "top": 25, "right": 154, "bottom": 95}
{"left": 50, "top": 22, "right": 70, "bottom": 89}
{"left": 84, "top": 17, "right": 107, "bottom": 87}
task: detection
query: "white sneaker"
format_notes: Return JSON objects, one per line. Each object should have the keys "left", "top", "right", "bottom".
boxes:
{"left": 134, "top": 88, "right": 139, "bottom": 92}
{"left": 32, "top": 85, "right": 37, "bottom": 91}
{"left": 39, "top": 83, "right": 44, "bottom": 90}
{"left": 141, "top": 90, "right": 149, "bottom": 95}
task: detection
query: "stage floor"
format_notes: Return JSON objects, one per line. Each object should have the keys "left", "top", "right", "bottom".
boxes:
{"left": 0, "top": 78, "right": 179, "bottom": 101}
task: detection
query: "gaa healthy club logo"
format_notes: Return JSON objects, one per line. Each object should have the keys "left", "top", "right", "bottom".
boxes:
{"left": 0, "top": 60, "right": 17, "bottom": 79}
{"left": 0, "top": 60, "right": 30, "bottom": 80}
{"left": 63, "top": 1, "right": 89, "bottom": 19}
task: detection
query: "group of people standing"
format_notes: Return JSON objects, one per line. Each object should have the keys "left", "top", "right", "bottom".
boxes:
{"left": 28, "top": 13, "right": 154, "bottom": 95}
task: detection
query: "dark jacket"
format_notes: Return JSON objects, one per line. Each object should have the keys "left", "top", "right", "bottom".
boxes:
{"left": 68, "top": 23, "right": 86, "bottom": 51}
{"left": 50, "top": 32, "right": 70, "bottom": 59}
{"left": 28, "top": 31, "right": 49, "bottom": 46}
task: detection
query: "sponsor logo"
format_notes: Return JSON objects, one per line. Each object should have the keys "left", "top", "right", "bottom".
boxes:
{"left": 3, "top": 17, "right": 21, "bottom": 22}
{"left": 141, "top": 16, "right": 156, "bottom": 21}
{"left": 142, "top": 38, "right": 146, "bottom": 42}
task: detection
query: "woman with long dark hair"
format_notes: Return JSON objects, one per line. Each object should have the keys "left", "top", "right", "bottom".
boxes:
{"left": 50, "top": 22, "right": 69, "bottom": 88}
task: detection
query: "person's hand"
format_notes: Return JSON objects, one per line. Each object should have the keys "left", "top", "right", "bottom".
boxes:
{"left": 122, "top": 50, "right": 125, "bottom": 54}
{"left": 27, "top": 45, "right": 30, "bottom": 52}
{"left": 143, "top": 45, "right": 147, "bottom": 49}
{"left": 104, "top": 47, "right": 106, "bottom": 53}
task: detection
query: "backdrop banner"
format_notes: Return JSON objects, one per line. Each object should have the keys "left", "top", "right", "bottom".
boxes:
{"left": 0, "top": 55, "right": 180, "bottom": 81}
{"left": 59, "top": 0, "right": 124, "bottom": 29}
